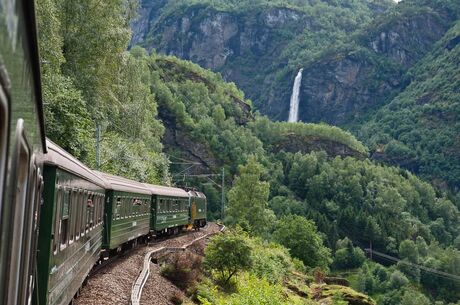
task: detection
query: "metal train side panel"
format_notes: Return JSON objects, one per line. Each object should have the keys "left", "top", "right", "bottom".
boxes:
{"left": 36, "top": 166, "right": 104, "bottom": 305}
{"left": 153, "top": 195, "right": 189, "bottom": 232}
{"left": 104, "top": 190, "right": 151, "bottom": 250}
{"left": 189, "top": 191, "right": 207, "bottom": 227}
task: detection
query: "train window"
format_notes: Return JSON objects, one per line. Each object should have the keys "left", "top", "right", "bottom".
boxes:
{"left": 77, "top": 190, "right": 82, "bottom": 239}
{"left": 74, "top": 191, "right": 79, "bottom": 240}
{"left": 95, "top": 196, "right": 98, "bottom": 225}
{"left": 98, "top": 195, "right": 103, "bottom": 224}
{"left": 99, "top": 195, "right": 103, "bottom": 224}
{"left": 81, "top": 191, "right": 87, "bottom": 236}
{"left": 121, "top": 197, "right": 125, "bottom": 218}
{"left": 95, "top": 195, "right": 100, "bottom": 226}
{"left": 53, "top": 186, "right": 62, "bottom": 254}
{"left": 60, "top": 189, "right": 70, "bottom": 249}
{"left": 69, "top": 190, "right": 75, "bottom": 242}
{"left": 91, "top": 195, "right": 95, "bottom": 228}
{"left": 115, "top": 197, "right": 121, "bottom": 219}
{"left": 127, "top": 198, "right": 132, "bottom": 217}
{"left": 86, "top": 194, "right": 93, "bottom": 231}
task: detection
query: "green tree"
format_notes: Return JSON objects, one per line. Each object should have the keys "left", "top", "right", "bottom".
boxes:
{"left": 333, "top": 237, "right": 366, "bottom": 269}
{"left": 400, "top": 289, "right": 431, "bottom": 305}
{"left": 37, "top": 0, "right": 94, "bottom": 159}
{"left": 273, "top": 215, "right": 332, "bottom": 269}
{"left": 399, "top": 239, "right": 419, "bottom": 263}
{"left": 226, "top": 156, "right": 274, "bottom": 235}
{"left": 204, "top": 230, "right": 253, "bottom": 284}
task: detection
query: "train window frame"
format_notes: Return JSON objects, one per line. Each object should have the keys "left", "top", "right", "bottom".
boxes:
{"left": 53, "top": 185, "right": 62, "bottom": 255}
{"left": 115, "top": 196, "right": 121, "bottom": 220}
{"left": 94, "top": 195, "right": 97, "bottom": 226}
{"left": 98, "top": 195, "right": 102, "bottom": 225}
{"left": 21, "top": 160, "right": 42, "bottom": 305}
{"left": 81, "top": 190, "right": 87, "bottom": 236}
{"left": 75, "top": 189, "right": 82, "bottom": 240}
{"left": 85, "top": 192, "right": 92, "bottom": 232}
{"left": 69, "top": 190, "right": 75, "bottom": 243}
{"left": 72, "top": 190, "right": 78, "bottom": 241}
{"left": 0, "top": 85, "right": 9, "bottom": 214}
{"left": 5, "top": 119, "right": 33, "bottom": 305}
{"left": 59, "top": 187, "right": 70, "bottom": 250}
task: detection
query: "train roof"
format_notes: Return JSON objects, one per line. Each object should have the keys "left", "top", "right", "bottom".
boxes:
{"left": 94, "top": 171, "right": 152, "bottom": 195}
{"left": 188, "top": 190, "right": 206, "bottom": 199}
{"left": 43, "top": 139, "right": 106, "bottom": 187}
{"left": 143, "top": 183, "right": 189, "bottom": 198}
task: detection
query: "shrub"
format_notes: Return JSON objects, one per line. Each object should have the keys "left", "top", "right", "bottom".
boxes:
{"left": 273, "top": 215, "right": 332, "bottom": 270}
{"left": 170, "top": 292, "right": 184, "bottom": 305}
{"left": 204, "top": 230, "right": 252, "bottom": 284}
{"left": 250, "top": 240, "right": 293, "bottom": 283}
{"left": 161, "top": 251, "right": 203, "bottom": 290}
{"left": 388, "top": 270, "right": 409, "bottom": 290}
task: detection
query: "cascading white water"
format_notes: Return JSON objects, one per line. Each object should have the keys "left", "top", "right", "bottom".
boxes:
{"left": 288, "top": 68, "right": 303, "bottom": 123}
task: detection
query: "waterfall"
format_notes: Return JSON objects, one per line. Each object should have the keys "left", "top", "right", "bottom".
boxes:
{"left": 288, "top": 68, "right": 303, "bottom": 123}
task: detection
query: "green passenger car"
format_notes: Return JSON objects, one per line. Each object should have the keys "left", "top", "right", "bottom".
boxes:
{"left": 98, "top": 172, "right": 151, "bottom": 250}
{"left": 36, "top": 140, "right": 106, "bottom": 305}
{"left": 188, "top": 190, "right": 207, "bottom": 228}
{"left": 144, "top": 184, "right": 190, "bottom": 235}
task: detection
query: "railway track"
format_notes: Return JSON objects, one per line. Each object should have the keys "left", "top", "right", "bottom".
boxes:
{"left": 74, "top": 223, "right": 221, "bottom": 305}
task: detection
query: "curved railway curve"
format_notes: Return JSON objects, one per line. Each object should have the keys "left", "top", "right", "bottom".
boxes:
{"left": 74, "top": 223, "right": 221, "bottom": 305}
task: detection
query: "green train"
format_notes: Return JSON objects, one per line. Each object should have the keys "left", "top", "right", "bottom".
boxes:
{"left": 35, "top": 141, "right": 207, "bottom": 305}
{"left": 0, "top": 2, "right": 207, "bottom": 305}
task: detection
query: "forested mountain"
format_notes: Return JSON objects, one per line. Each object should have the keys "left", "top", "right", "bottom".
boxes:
{"left": 131, "top": 0, "right": 460, "bottom": 192}
{"left": 37, "top": 0, "right": 460, "bottom": 304}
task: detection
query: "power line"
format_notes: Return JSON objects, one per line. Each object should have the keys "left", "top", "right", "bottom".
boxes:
{"left": 365, "top": 248, "right": 460, "bottom": 282}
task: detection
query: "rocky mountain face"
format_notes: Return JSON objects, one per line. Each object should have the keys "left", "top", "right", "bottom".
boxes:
{"left": 130, "top": 0, "right": 392, "bottom": 120}
{"left": 131, "top": 0, "right": 460, "bottom": 189}
{"left": 132, "top": 4, "right": 310, "bottom": 117}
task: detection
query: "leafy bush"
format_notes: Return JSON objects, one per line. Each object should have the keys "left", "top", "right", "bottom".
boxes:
{"left": 333, "top": 238, "right": 366, "bottom": 270}
{"left": 249, "top": 239, "right": 294, "bottom": 283}
{"left": 204, "top": 230, "right": 253, "bottom": 284}
{"left": 197, "top": 273, "right": 290, "bottom": 305}
{"left": 388, "top": 270, "right": 409, "bottom": 290}
{"left": 273, "top": 215, "right": 332, "bottom": 270}
{"left": 161, "top": 251, "right": 203, "bottom": 290}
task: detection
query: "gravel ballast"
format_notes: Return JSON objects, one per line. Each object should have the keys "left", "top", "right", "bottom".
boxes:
{"left": 75, "top": 223, "right": 220, "bottom": 305}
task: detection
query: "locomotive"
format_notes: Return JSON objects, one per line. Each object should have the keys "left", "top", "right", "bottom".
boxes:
{"left": 0, "top": 2, "right": 207, "bottom": 305}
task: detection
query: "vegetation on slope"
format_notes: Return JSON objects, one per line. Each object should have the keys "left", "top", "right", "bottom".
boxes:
{"left": 37, "top": 0, "right": 170, "bottom": 183}
{"left": 38, "top": 0, "right": 460, "bottom": 303}
{"left": 359, "top": 20, "right": 460, "bottom": 190}
{"left": 216, "top": 154, "right": 459, "bottom": 303}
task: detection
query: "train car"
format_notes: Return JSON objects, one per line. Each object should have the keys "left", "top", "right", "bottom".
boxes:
{"left": 188, "top": 190, "right": 207, "bottom": 229}
{"left": 97, "top": 172, "right": 152, "bottom": 252}
{"left": 144, "top": 184, "right": 190, "bottom": 235}
{"left": 36, "top": 140, "right": 106, "bottom": 305}
{"left": 0, "top": 1, "right": 47, "bottom": 305}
